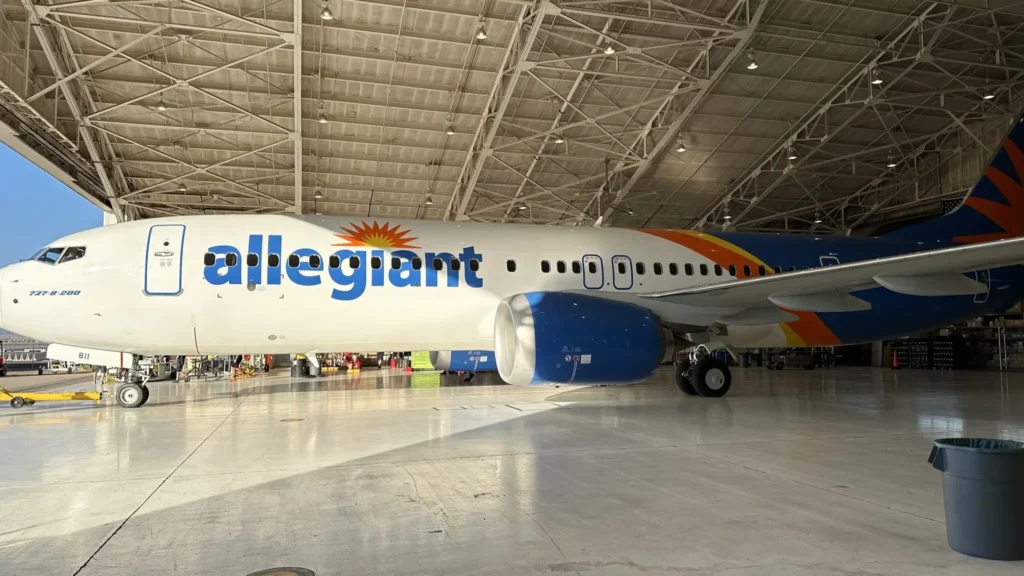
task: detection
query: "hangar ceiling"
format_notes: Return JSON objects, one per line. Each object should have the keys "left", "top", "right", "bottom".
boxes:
{"left": 1, "top": 0, "right": 1024, "bottom": 234}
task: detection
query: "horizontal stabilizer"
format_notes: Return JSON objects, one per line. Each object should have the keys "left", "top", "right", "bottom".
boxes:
{"left": 768, "top": 292, "right": 871, "bottom": 313}
{"left": 873, "top": 273, "right": 987, "bottom": 296}
{"left": 719, "top": 306, "right": 800, "bottom": 326}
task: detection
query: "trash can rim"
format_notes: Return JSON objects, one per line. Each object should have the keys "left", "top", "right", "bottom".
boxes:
{"left": 933, "top": 438, "right": 1024, "bottom": 453}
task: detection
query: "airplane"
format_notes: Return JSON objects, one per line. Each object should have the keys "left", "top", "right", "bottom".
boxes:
{"left": 3, "top": 114, "right": 1024, "bottom": 408}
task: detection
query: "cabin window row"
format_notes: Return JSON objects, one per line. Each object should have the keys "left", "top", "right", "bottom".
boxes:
{"left": 203, "top": 252, "right": 480, "bottom": 272}
{"left": 502, "top": 259, "right": 815, "bottom": 277}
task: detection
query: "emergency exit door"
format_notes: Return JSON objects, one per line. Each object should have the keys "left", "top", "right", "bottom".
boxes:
{"left": 582, "top": 254, "right": 603, "bottom": 290}
{"left": 145, "top": 224, "right": 186, "bottom": 296}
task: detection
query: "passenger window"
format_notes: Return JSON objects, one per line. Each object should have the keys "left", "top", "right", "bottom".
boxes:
{"left": 669, "top": 263, "right": 678, "bottom": 276}
{"left": 714, "top": 264, "right": 722, "bottom": 276}
{"left": 225, "top": 253, "right": 238, "bottom": 267}
{"left": 588, "top": 261, "right": 597, "bottom": 274}
{"left": 541, "top": 261, "right": 551, "bottom": 273}
{"left": 636, "top": 262, "right": 646, "bottom": 275}
{"left": 288, "top": 254, "right": 300, "bottom": 268}
{"left": 617, "top": 261, "right": 626, "bottom": 274}
{"left": 654, "top": 263, "right": 663, "bottom": 275}
{"left": 37, "top": 247, "right": 64, "bottom": 264}
{"left": 699, "top": 264, "right": 708, "bottom": 276}
{"left": 557, "top": 261, "right": 566, "bottom": 274}
{"left": 743, "top": 265, "right": 751, "bottom": 277}
{"left": 349, "top": 256, "right": 360, "bottom": 269}
{"left": 572, "top": 261, "right": 581, "bottom": 274}
{"left": 728, "top": 264, "right": 736, "bottom": 277}
{"left": 470, "top": 259, "right": 479, "bottom": 272}
{"left": 203, "top": 252, "right": 215, "bottom": 266}
{"left": 413, "top": 258, "right": 422, "bottom": 270}
{"left": 788, "top": 266, "right": 796, "bottom": 272}
{"left": 268, "top": 254, "right": 280, "bottom": 268}
{"left": 329, "top": 255, "right": 340, "bottom": 269}
{"left": 60, "top": 247, "right": 86, "bottom": 263}
{"left": 433, "top": 258, "right": 444, "bottom": 271}
{"left": 758, "top": 265, "right": 766, "bottom": 276}
{"left": 392, "top": 257, "right": 401, "bottom": 270}
{"left": 685, "top": 263, "right": 694, "bottom": 276}
{"left": 371, "top": 256, "right": 382, "bottom": 270}
{"left": 309, "top": 254, "right": 321, "bottom": 269}
{"left": 451, "top": 259, "right": 461, "bottom": 271}
{"left": 773, "top": 266, "right": 782, "bottom": 274}
{"left": 247, "top": 253, "right": 259, "bottom": 267}
{"left": 507, "top": 259, "right": 517, "bottom": 272}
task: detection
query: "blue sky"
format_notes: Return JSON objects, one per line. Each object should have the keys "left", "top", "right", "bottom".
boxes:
{"left": 0, "top": 143, "right": 102, "bottom": 267}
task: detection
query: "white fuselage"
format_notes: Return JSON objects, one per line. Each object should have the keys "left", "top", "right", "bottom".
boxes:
{"left": 0, "top": 215, "right": 799, "bottom": 356}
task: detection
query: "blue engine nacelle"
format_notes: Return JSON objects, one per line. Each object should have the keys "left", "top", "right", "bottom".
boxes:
{"left": 494, "top": 292, "right": 672, "bottom": 386}
{"left": 429, "top": 350, "right": 497, "bottom": 372}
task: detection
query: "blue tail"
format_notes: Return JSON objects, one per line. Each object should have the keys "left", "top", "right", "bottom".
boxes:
{"left": 886, "top": 112, "right": 1024, "bottom": 246}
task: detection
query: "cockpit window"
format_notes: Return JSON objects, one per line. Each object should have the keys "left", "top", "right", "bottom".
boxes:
{"left": 36, "top": 247, "right": 65, "bottom": 264}
{"left": 59, "top": 247, "right": 86, "bottom": 263}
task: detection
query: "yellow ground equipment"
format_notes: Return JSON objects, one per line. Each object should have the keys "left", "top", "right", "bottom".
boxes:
{"left": 1, "top": 387, "right": 102, "bottom": 408}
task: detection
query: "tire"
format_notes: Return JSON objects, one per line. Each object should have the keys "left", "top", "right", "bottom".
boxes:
{"left": 674, "top": 361, "right": 699, "bottom": 396}
{"left": 692, "top": 358, "right": 732, "bottom": 398}
{"left": 10, "top": 396, "right": 25, "bottom": 409}
{"left": 116, "top": 383, "right": 145, "bottom": 408}
{"left": 0, "top": 367, "right": 6, "bottom": 377}
{"left": 140, "top": 386, "right": 151, "bottom": 406}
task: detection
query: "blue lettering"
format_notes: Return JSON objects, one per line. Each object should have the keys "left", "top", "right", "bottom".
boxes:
{"left": 328, "top": 249, "right": 365, "bottom": 300}
{"left": 371, "top": 249, "right": 385, "bottom": 287}
{"left": 204, "top": 245, "right": 242, "bottom": 285}
{"left": 203, "top": 239, "right": 483, "bottom": 297}
{"left": 287, "top": 248, "right": 322, "bottom": 286}
{"left": 425, "top": 252, "right": 458, "bottom": 287}
{"left": 247, "top": 234, "right": 262, "bottom": 285}
{"left": 267, "top": 235, "right": 282, "bottom": 285}
{"left": 389, "top": 250, "right": 421, "bottom": 287}
{"left": 460, "top": 246, "right": 483, "bottom": 288}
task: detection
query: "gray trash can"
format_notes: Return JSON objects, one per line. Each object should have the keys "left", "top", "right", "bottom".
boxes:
{"left": 929, "top": 438, "right": 1024, "bottom": 560}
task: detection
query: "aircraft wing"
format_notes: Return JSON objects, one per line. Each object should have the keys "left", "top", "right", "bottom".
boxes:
{"left": 641, "top": 236, "right": 1024, "bottom": 316}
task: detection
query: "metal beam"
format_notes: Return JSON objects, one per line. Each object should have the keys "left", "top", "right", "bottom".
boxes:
{"left": 292, "top": 0, "right": 302, "bottom": 213}
{"left": 20, "top": 0, "right": 125, "bottom": 221}
{"left": 590, "top": 0, "right": 765, "bottom": 227}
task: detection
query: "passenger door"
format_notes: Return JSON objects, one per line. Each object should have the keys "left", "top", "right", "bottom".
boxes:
{"left": 144, "top": 224, "right": 186, "bottom": 296}
{"left": 819, "top": 255, "right": 840, "bottom": 267}
{"left": 611, "top": 255, "right": 633, "bottom": 290}
{"left": 582, "top": 254, "right": 603, "bottom": 290}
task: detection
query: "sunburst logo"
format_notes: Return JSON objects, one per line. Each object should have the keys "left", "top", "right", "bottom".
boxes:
{"left": 955, "top": 138, "right": 1024, "bottom": 244}
{"left": 333, "top": 221, "right": 420, "bottom": 248}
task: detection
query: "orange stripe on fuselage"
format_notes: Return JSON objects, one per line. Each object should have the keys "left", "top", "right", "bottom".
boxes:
{"left": 638, "top": 229, "right": 841, "bottom": 346}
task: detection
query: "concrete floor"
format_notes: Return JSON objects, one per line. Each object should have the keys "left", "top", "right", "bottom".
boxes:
{"left": 1, "top": 367, "right": 1022, "bottom": 576}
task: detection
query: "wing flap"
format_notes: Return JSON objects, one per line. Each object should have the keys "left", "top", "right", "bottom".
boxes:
{"left": 872, "top": 273, "right": 987, "bottom": 296}
{"left": 768, "top": 292, "right": 872, "bottom": 312}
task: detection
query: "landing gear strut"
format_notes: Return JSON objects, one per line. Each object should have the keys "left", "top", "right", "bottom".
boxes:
{"left": 674, "top": 348, "right": 732, "bottom": 398}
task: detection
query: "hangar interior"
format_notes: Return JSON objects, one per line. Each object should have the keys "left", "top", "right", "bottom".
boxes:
{"left": 2, "top": 0, "right": 1024, "bottom": 574}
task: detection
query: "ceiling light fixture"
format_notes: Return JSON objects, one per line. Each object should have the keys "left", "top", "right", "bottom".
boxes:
{"left": 603, "top": 44, "right": 616, "bottom": 55}
{"left": 177, "top": 183, "right": 187, "bottom": 193}
{"left": 870, "top": 67, "right": 883, "bottom": 85}
{"left": 723, "top": 212, "right": 732, "bottom": 221}
{"left": 475, "top": 27, "right": 488, "bottom": 40}
{"left": 445, "top": 124, "right": 456, "bottom": 136}
{"left": 555, "top": 134, "right": 565, "bottom": 144}
{"left": 676, "top": 140, "right": 686, "bottom": 153}
{"left": 746, "top": 51, "right": 758, "bottom": 70}
{"left": 787, "top": 148, "right": 797, "bottom": 161}
{"left": 318, "top": 111, "right": 327, "bottom": 124}
{"left": 319, "top": 0, "right": 333, "bottom": 20}
{"left": 424, "top": 195, "right": 434, "bottom": 205}
{"left": 983, "top": 90, "right": 995, "bottom": 100}
{"left": 517, "top": 204, "right": 528, "bottom": 211}
{"left": 813, "top": 212, "right": 823, "bottom": 224}
{"left": 314, "top": 188, "right": 323, "bottom": 199}
{"left": 156, "top": 101, "right": 167, "bottom": 112}
{"left": 626, "top": 203, "right": 634, "bottom": 215}
{"left": 887, "top": 156, "right": 897, "bottom": 168}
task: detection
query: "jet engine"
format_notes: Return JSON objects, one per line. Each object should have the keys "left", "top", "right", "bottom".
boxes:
{"left": 429, "top": 350, "right": 497, "bottom": 372}
{"left": 494, "top": 292, "right": 672, "bottom": 385}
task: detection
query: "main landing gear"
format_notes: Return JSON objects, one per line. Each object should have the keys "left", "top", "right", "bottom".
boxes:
{"left": 674, "top": 348, "right": 732, "bottom": 398}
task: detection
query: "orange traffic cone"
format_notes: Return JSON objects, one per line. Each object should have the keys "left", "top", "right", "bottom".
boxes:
{"left": 892, "top": 352, "right": 901, "bottom": 370}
